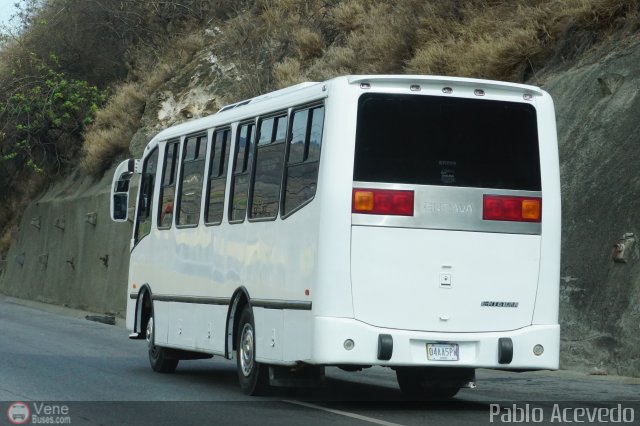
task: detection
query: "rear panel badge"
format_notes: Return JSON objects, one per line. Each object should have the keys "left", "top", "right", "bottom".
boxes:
{"left": 423, "top": 201, "right": 474, "bottom": 216}
{"left": 481, "top": 301, "right": 519, "bottom": 308}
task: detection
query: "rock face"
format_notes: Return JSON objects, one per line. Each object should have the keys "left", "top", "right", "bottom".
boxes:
{"left": 1, "top": 35, "right": 640, "bottom": 376}
{"left": 542, "top": 37, "right": 640, "bottom": 377}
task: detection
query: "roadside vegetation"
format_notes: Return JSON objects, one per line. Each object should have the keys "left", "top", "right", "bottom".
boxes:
{"left": 0, "top": 0, "right": 638, "bottom": 257}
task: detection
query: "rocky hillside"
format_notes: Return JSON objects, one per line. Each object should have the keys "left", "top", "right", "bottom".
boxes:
{"left": 1, "top": 0, "right": 640, "bottom": 376}
{"left": 543, "top": 34, "right": 640, "bottom": 376}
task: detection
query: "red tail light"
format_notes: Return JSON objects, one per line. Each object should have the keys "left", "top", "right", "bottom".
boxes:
{"left": 352, "top": 189, "right": 414, "bottom": 216}
{"left": 483, "top": 195, "right": 541, "bottom": 222}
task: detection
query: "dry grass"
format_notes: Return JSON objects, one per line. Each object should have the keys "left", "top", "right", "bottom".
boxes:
{"left": 273, "top": 58, "right": 306, "bottom": 87}
{"left": 252, "top": 0, "right": 640, "bottom": 86}
{"left": 330, "top": 1, "right": 365, "bottom": 34}
{"left": 407, "top": 2, "right": 550, "bottom": 80}
{"left": 82, "top": 31, "right": 207, "bottom": 176}
{"left": 294, "top": 27, "right": 325, "bottom": 61}
{"left": 81, "top": 82, "right": 147, "bottom": 175}
{"left": 406, "top": 0, "right": 638, "bottom": 80}
{"left": 82, "top": 0, "right": 640, "bottom": 176}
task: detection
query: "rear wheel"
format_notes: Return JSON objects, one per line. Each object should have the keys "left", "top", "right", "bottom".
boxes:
{"left": 236, "top": 305, "right": 269, "bottom": 395}
{"left": 146, "top": 315, "right": 179, "bottom": 373}
{"left": 395, "top": 367, "right": 468, "bottom": 400}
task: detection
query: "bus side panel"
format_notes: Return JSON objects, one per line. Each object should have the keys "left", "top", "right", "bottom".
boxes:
{"left": 154, "top": 301, "right": 170, "bottom": 345}
{"left": 254, "top": 307, "right": 284, "bottom": 362}
{"left": 283, "top": 310, "right": 312, "bottom": 362}
{"left": 533, "top": 93, "right": 561, "bottom": 326}
{"left": 125, "top": 293, "right": 136, "bottom": 332}
{"left": 312, "top": 82, "right": 359, "bottom": 318}
{"left": 192, "top": 304, "right": 227, "bottom": 353}
{"left": 167, "top": 302, "right": 196, "bottom": 348}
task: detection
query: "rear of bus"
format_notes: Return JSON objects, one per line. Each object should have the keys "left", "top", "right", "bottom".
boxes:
{"left": 334, "top": 76, "right": 559, "bottom": 392}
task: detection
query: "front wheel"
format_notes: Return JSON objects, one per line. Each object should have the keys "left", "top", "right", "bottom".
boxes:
{"left": 146, "top": 315, "right": 179, "bottom": 373}
{"left": 236, "top": 305, "right": 269, "bottom": 395}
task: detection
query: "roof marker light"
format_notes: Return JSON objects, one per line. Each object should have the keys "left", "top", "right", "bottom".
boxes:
{"left": 360, "top": 83, "right": 371, "bottom": 89}
{"left": 442, "top": 87, "right": 453, "bottom": 94}
{"left": 474, "top": 89, "right": 485, "bottom": 96}
{"left": 524, "top": 93, "right": 534, "bottom": 101}
{"left": 410, "top": 84, "right": 421, "bottom": 92}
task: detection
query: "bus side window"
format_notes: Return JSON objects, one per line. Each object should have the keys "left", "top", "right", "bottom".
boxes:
{"left": 230, "top": 122, "right": 255, "bottom": 223}
{"left": 135, "top": 147, "right": 159, "bottom": 243}
{"left": 205, "top": 128, "right": 230, "bottom": 225}
{"left": 250, "top": 114, "right": 287, "bottom": 219}
{"left": 282, "top": 105, "right": 324, "bottom": 217}
{"left": 158, "top": 140, "right": 179, "bottom": 229}
{"left": 177, "top": 134, "right": 208, "bottom": 227}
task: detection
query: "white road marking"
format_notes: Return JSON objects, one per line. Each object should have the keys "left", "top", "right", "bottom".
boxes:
{"left": 283, "top": 400, "right": 406, "bottom": 426}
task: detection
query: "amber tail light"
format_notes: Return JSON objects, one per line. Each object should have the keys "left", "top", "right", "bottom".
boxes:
{"left": 352, "top": 189, "right": 414, "bottom": 216}
{"left": 483, "top": 195, "right": 541, "bottom": 222}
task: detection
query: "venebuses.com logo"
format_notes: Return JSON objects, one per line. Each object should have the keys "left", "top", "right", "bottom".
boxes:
{"left": 6, "top": 402, "right": 71, "bottom": 424}
{"left": 7, "top": 402, "right": 30, "bottom": 425}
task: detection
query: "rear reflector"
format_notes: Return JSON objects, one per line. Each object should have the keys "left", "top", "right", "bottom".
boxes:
{"left": 352, "top": 189, "right": 414, "bottom": 216}
{"left": 483, "top": 195, "right": 541, "bottom": 222}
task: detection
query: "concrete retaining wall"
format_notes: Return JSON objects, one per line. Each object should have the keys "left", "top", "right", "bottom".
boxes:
{"left": 0, "top": 168, "right": 133, "bottom": 316}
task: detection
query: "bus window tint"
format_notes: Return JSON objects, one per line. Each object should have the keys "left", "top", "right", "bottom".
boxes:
{"left": 308, "top": 107, "right": 324, "bottom": 162}
{"left": 275, "top": 115, "right": 287, "bottom": 141}
{"left": 196, "top": 136, "right": 207, "bottom": 159}
{"left": 135, "top": 147, "right": 158, "bottom": 243}
{"left": 234, "top": 125, "right": 248, "bottom": 172}
{"left": 184, "top": 137, "right": 197, "bottom": 160}
{"left": 258, "top": 118, "right": 274, "bottom": 146}
{"left": 251, "top": 114, "right": 287, "bottom": 219}
{"left": 158, "top": 141, "right": 179, "bottom": 228}
{"left": 178, "top": 135, "right": 207, "bottom": 226}
{"left": 230, "top": 123, "right": 255, "bottom": 222}
{"left": 283, "top": 105, "right": 324, "bottom": 217}
{"left": 354, "top": 94, "right": 541, "bottom": 190}
{"left": 289, "top": 109, "right": 308, "bottom": 164}
{"left": 206, "top": 128, "right": 230, "bottom": 225}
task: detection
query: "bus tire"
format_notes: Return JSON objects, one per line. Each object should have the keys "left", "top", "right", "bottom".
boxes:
{"left": 395, "top": 367, "right": 460, "bottom": 400}
{"left": 236, "top": 305, "right": 269, "bottom": 395}
{"left": 146, "top": 315, "right": 179, "bottom": 373}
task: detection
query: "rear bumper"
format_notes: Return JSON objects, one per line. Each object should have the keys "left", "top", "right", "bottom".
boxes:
{"left": 311, "top": 316, "right": 559, "bottom": 369}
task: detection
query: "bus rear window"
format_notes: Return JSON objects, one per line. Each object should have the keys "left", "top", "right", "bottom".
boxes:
{"left": 354, "top": 93, "right": 541, "bottom": 191}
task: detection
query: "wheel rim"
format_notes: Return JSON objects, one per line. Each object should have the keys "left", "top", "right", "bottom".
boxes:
{"left": 146, "top": 317, "right": 159, "bottom": 358}
{"left": 239, "top": 323, "right": 255, "bottom": 377}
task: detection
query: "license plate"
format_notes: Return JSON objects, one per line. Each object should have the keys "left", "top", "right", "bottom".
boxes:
{"left": 426, "top": 343, "right": 459, "bottom": 361}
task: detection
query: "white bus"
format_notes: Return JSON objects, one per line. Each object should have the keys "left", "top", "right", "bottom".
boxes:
{"left": 111, "top": 75, "right": 561, "bottom": 397}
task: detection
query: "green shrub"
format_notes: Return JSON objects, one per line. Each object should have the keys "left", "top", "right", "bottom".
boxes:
{"left": 0, "top": 53, "right": 106, "bottom": 173}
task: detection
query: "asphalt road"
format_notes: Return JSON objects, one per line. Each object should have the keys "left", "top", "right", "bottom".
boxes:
{"left": 1, "top": 295, "right": 638, "bottom": 426}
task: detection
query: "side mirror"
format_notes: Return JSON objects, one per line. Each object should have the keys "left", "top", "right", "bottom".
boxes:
{"left": 110, "top": 159, "right": 138, "bottom": 222}
{"left": 112, "top": 192, "right": 129, "bottom": 221}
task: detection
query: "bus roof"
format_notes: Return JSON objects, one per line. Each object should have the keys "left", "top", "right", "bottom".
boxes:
{"left": 347, "top": 75, "right": 544, "bottom": 95}
{"left": 147, "top": 81, "right": 326, "bottom": 148}
{"left": 142, "top": 74, "right": 545, "bottom": 154}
